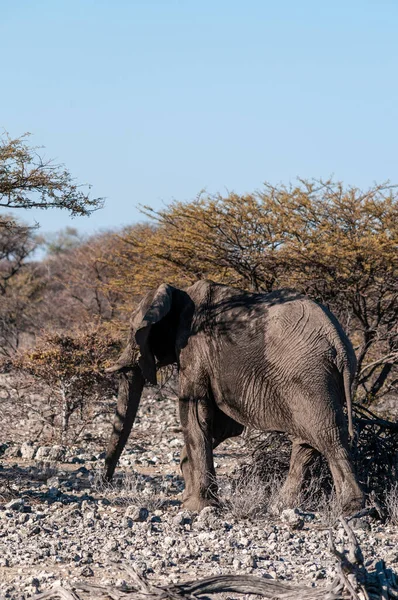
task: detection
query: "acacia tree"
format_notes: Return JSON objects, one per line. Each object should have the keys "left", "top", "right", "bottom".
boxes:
{"left": 0, "top": 133, "right": 103, "bottom": 222}
{"left": 269, "top": 180, "right": 398, "bottom": 404}
{"left": 0, "top": 218, "right": 42, "bottom": 356}
{"left": 0, "top": 132, "right": 104, "bottom": 356}
{"left": 117, "top": 180, "right": 398, "bottom": 405}
{"left": 118, "top": 196, "right": 285, "bottom": 294}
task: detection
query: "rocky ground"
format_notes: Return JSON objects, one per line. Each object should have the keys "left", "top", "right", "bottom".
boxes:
{"left": 0, "top": 386, "right": 398, "bottom": 599}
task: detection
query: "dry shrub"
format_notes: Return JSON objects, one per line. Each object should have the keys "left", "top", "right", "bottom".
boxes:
{"left": 352, "top": 405, "right": 398, "bottom": 496}
{"left": 9, "top": 326, "right": 122, "bottom": 442}
{"left": 219, "top": 432, "right": 290, "bottom": 519}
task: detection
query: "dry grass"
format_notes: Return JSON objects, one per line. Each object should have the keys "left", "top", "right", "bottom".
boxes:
{"left": 385, "top": 482, "right": 398, "bottom": 525}
{"left": 219, "top": 468, "right": 284, "bottom": 520}
{"left": 90, "top": 470, "right": 171, "bottom": 511}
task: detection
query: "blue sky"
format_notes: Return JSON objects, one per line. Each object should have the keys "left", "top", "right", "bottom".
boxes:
{"left": 1, "top": 0, "right": 398, "bottom": 236}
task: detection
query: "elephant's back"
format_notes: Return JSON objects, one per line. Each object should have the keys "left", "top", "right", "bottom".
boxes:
{"left": 185, "top": 280, "right": 355, "bottom": 376}
{"left": 264, "top": 295, "right": 355, "bottom": 376}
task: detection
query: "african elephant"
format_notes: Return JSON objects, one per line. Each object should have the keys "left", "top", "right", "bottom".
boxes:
{"left": 104, "top": 280, "right": 363, "bottom": 513}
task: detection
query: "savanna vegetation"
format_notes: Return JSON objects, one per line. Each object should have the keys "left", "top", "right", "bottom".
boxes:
{"left": 1, "top": 133, "right": 397, "bottom": 439}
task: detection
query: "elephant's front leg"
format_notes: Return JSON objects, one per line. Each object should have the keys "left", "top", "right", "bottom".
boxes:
{"left": 179, "top": 409, "right": 244, "bottom": 507}
{"left": 179, "top": 396, "right": 217, "bottom": 511}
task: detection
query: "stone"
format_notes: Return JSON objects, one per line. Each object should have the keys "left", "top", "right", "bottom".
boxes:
{"left": 350, "top": 517, "right": 371, "bottom": 532}
{"left": 47, "top": 476, "right": 60, "bottom": 488}
{"left": 0, "top": 443, "right": 8, "bottom": 456}
{"left": 35, "top": 446, "right": 52, "bottom": 461}
{"left": 280, "top": 508, "right": 305, "bottom": 530}
{"left": 48, "top": 487, "right": 61, "bottom": 499}
{"left": 194, "top": 506, "right": 220, "bottom": 529}
{"left": 173, "top": 511, "right": 192, "bottom": 527}
{"left": 48, "top": 445, "right": 65, "bottom": 462}
{"left": 124, "top": 505, "right": 148, "bottom": 522}
{"left": 20, "top": 442, "right": 37, "bottom": 460}
{"left": 36, "top": 445, "right": 65, "bottom": 462}
{"left": 5, "top": 499, "right": 25, "bottom": 512}
{"left": 4, "top": 445, "right": 21, "bottom": 458}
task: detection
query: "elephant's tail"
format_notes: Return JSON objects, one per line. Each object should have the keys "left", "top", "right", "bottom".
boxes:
{"left": 343, "top": 365, "right": 354, "bottom": 440}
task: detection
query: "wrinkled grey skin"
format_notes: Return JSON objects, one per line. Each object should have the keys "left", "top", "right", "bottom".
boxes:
{"left": 104, "top": 280, "right": 363, "bottom": 513}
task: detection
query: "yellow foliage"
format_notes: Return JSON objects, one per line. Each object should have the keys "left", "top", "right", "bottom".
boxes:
{"left": 113, "top": 180, "right": 398, "bottom": 301}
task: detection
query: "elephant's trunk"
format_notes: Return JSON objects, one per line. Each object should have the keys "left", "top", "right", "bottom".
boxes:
{"left": 103, "top": 364, "right": 145, "bottom": 481}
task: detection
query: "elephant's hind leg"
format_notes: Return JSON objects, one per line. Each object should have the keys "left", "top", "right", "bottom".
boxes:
{"left": 323, "top": 439, "right": 363, "bottom": 514}
{"left": 279, "top": 440, "right": 319, "bottom": 509}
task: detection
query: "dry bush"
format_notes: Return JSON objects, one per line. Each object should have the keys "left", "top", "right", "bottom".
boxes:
{"left": 233, "top": 432, "right": 333, "bottom": 518}
{"left": 0, "top": 369, "right": 60, "bottom": 444}
{"left": 10, "top": 326, "right": 121, "bottom": 442}
{"left": 0, "top": 366, "right": 116, "bottom": 445}
{"left": 39, "top": 231, "right": 127, "bottom": 331}
{"left": 352, "top": 405, "right": 398, "bottom": 495}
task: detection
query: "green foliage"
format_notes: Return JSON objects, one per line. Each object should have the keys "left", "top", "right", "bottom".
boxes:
{"left": 43, "top": 227, "right": 82, "bottom": 255}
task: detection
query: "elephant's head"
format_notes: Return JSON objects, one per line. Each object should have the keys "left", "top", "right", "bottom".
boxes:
{"left": 103, "top": 283, "right": 192, "bottom": 481}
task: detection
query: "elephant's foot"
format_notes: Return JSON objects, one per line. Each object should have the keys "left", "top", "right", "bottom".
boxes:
{"left": 341, "top": 499, "right": 363, "bottom": 516}
{"left": 329, "top": 467, "right": 364, "bottom": 516}
{"left": 182, "top": 495, "right": 218, "bottom": 512}
{"left": 271, "top": 441, "right": 318, "bottom": 515}
{"left": 340, "top": 490, "right": 364, "bottom": 516}
{"left": 269, "top": 488, "right": 299, "bottom": 516}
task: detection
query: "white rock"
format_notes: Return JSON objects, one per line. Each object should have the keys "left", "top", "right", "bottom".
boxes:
{"left": 20, "top": 442, "right": 37, "bottom": 460}
{"left": 124, "top": 505, "right": 148, "bottom": 522}
{"left": 280, "top": 508, "right": 304, "bottom": 530}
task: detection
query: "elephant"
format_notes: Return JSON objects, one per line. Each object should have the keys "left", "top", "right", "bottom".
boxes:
{"left": 104, "top": 280, "right": 364, "bottom": 513}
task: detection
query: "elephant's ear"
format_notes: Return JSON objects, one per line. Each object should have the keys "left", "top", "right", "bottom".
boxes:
{"left": 132, "top": 283, "right": 174, "bottom": 385}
